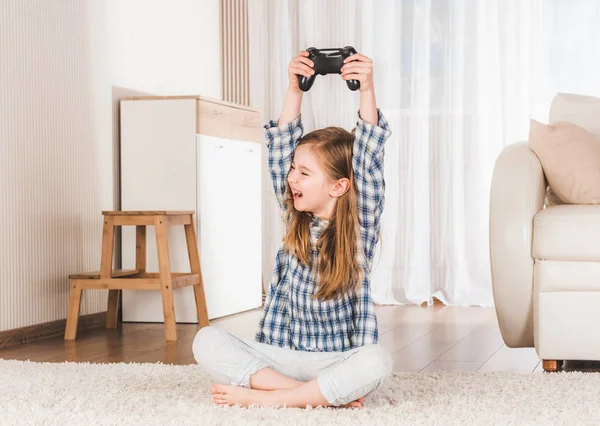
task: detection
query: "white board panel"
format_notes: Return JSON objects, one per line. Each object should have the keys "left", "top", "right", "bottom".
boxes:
{"left": 120, "top": 99, "right": 199, "bottom": 323}
{"left": 197, "top": 134, "right": 263, "bottom": 319}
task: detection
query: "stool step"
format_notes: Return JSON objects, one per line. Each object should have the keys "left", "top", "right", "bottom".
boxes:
{"left": 73, "top": 273, "right": 200, "bottom": 291}
{"left": 69, "top": 269, "right": 140, "bottom": 280}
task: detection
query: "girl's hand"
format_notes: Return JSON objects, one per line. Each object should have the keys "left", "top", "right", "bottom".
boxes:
{"left": 341, "top": 53, "right": 374, "bottom": 93}
{"left": 288, "top": 50, "right": 315, "bottom": 93}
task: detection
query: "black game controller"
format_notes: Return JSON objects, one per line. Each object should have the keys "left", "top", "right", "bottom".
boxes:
{"left": 298, "top": 46, "right": 360, "bottom": 92}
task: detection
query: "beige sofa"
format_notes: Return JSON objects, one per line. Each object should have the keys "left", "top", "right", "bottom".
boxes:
{"left": 490, "top": 93, "right": 600, "bottom": 372}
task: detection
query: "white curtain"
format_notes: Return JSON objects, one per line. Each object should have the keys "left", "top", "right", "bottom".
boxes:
{"left": 249, "top": 0, "right": 600, "bottom": 307}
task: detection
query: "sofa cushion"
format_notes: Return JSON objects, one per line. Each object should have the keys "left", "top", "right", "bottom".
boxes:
{"left": 535, "top": 260, "right": 600, "bottom": 292}
{"left": 529, "top": 119, "right": 600, "bottom": 204}
{"left": 550, "top": 93, "right": 600, "bottom": 138}
{"left": 533, "top": 205, "right": 600, "bottom": 261}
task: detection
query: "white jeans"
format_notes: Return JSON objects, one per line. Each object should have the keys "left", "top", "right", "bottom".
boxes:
{"left": 192, "top": 325, "right": 393, "bottom": 406}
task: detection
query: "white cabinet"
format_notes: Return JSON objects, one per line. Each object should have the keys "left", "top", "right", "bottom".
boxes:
{"left": 119, "top": 96, "right": 263, "bottom": 322}
{"left": 197, "top": 135, "right": 262, "bottom": 319}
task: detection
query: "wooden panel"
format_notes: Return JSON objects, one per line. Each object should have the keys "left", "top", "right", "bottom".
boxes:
{"left": 172, "top": 273, "right": 201, "bottom": 289}
{"left": 167, "top": 215, "right": 193, "bottom": 226}
{"left": 196, "top": 98, "right": 233, "bottom": 139}
{"left": 75, "top": 279, "right": 161, "bottom": 291}
{"left": 135, "top": 226, "right": 146, "bottom": 271}
{"left": 120, "top": 95, "right": 258, "bottom": 113}
{"left": 74, "top": 274, "right": 197, "bottom": 291}
{"left": 127, "top": 272, "right": 197, "bottom": 279}
{"left": 64, "top": 283, "right": 83, "bottom": 340}
{"left": 154, "top": 216, "right": 177, "bottom": 341}
{"left": 112, "top": 216, "right": 155, "bottom": 226}
{"left": 230, "top": 106, "right": 261, "bottom": 142}
{"left": 184, "top": 220, "right": 210, "bottom": 327}
{"left": 69, "top": 269, "right": 140, "bottom": 280}
{"left": 100, "top": 216, "right": 115, "bottom": 280}
{"left": 0, "top": 313, "right": 106, "bottom": 349}
{"left": 108, "top": 214, "right": 192, "bottom": 226}
{"left": 197, "top": 98, "right": 261, "bottom": 142}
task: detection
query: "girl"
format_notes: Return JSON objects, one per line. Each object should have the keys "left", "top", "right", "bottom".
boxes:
{"left": 193, "top": 50, "right": 393, "bottom": 409}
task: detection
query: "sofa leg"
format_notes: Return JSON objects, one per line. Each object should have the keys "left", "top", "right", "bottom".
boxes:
{"left": 542, "top": 360, "right": 562, "bottom": 372}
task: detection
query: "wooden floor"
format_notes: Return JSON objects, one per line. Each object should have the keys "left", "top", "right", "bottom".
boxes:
{"left": 1, "top": 304, "right": 599, "bottom": 373}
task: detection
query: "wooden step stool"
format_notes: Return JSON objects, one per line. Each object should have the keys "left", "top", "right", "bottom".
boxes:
{"left": 65, "top": 211, "right": 210, "bottom": 341}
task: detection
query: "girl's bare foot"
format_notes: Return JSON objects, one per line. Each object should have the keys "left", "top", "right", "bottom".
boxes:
{"left": 339, "top": 396, "right": 365, "bottom": 409}
{"left": 211, "top": 384, "right": 275, "bottom": 407}
{"left": 211, "top": 384, "right": 364, "bottom": 409}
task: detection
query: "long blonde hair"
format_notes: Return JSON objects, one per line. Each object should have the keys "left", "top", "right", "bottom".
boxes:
{"left": 282, "top": 127, "right": 363, "bottom": 301}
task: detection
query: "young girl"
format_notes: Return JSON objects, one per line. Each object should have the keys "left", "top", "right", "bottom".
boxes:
{"left": 193, "top": 50, "right": 393, "bottom": 409}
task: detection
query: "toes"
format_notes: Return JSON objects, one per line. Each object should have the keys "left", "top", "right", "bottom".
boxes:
{"left": 339, "top": 401, "right": 362, "bottom": 409}
{"left": 213, "top": 395, "right": 228, "bottom": 404}
{"left": 211, "top": 384, "right": 230, "bottom": 395}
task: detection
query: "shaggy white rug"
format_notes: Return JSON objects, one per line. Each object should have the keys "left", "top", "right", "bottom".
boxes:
{"left": 1, "top": 359, "right": 599, "bottom": 425}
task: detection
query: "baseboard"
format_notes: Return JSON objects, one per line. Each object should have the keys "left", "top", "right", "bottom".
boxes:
{"left": 0, "top": 312, "right": 107, "bottom": 349}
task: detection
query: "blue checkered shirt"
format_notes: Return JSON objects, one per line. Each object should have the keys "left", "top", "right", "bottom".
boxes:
{"left": 256, "top": 109, "right": 392, "bottom": 352}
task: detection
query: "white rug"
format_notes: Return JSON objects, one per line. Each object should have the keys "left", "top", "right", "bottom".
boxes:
{"left": 1, "top": 359, "right": 599, "bottom": 425}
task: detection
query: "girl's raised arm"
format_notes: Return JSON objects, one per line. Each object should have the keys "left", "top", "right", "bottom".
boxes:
{"left": 264, "top": 51, "right": 314, "bottom": 213}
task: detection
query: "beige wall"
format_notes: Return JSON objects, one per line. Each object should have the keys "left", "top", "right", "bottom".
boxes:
{"left": 0, "top": 0, "right": 221, "bottom": 331}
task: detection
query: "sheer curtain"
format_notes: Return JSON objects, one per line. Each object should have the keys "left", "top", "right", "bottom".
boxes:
{"left": 248, "top": 0, "right": 600, "bottom": 307}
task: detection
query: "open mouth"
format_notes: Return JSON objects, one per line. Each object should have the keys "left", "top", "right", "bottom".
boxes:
{"left": 292, "top": 190, "right": 303, "bottom": 199}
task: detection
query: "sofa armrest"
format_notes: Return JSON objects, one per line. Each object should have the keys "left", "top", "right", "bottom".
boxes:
{"left": 489, "top": 141, "right": 546, "bottom": 348}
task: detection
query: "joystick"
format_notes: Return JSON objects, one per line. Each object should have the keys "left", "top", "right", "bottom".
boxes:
{"left": 297, "top": 46, "right": 360, "bottom": 92}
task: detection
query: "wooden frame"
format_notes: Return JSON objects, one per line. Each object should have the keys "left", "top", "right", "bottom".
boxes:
{"left": 65, "top": 211, "right": 210, "bottom": 341}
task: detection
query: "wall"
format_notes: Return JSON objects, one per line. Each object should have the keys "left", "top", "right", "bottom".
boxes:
{"left": 0, "top": 0, "right": 221, "bottom": 331}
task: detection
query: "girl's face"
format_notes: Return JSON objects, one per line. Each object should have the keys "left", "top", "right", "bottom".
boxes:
{"left": 287, "top": 144, "right": 348, "bottom": 220}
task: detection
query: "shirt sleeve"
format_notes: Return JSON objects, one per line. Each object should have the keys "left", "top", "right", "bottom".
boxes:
{"left": 264, "top": 115, "right": 304, "bottom": 214}
{"left": 352, "top": 108, "right": 392, "bottom": 270}
{"left": 350, "top": 277, "right": 379, "bottom": 347}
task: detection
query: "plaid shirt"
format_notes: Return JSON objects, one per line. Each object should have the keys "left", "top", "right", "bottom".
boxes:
{"left": 256, "top": 109, "right": 392, "bottom": 352}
